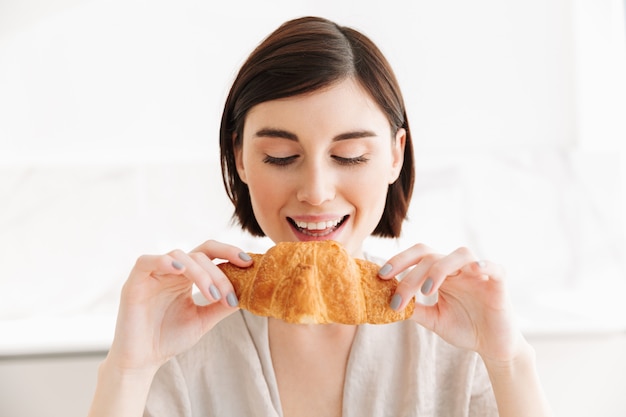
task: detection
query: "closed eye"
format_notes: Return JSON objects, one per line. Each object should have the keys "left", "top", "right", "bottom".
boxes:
{"left": 332, "top": 155, "right": 370, "bottom": 166}
{"left": 263, "top": 155, "right": 299, "bottom": 166}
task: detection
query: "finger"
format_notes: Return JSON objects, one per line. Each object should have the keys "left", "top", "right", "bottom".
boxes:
{"left": 409, "top": 301, "right": 438, "bottom": 332}
{"left": 468, "top": 259, "right": 507, "bottom": 282}
{"left": 196, "top": 299, "right": 241, "bottom": 333}
{"left": 421, "top": 246, "right": 478, "bottom": 296}
{"left": 189, "top": 251, "right": 240, "bottom": 308}
{"left": 390, "top": 253, "right": 442, "bottom": 311}
{"left": 190, "top": 240, "right": 254, "bottom": 309}
{"left": 191, "top": 239, "right": 254, "bottom": 267}
{"left": 132, "top": 254, "right": 187, "bottom": 279}
{"left": 163, "top": 249, "right": 226, "bottom": 304}
{"left": 377, "top": 243, "right": 435, "bottom": 279}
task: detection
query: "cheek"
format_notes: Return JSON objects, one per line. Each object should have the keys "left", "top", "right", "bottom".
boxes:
{"left": 340, "top": 165, "right": 390, "bottom": 211}
{"left": 245, "top": 163, "right": 289, "bottom": 217}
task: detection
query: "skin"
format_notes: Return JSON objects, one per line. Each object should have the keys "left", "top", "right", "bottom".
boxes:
{"left": 234, "top": 77, "right": 405, "bottom": 257}
{"left": 88, "top": 78, "right": 553, "bottom": 417}
{"left": 234, "top": 78, "right": 405, "bottom": 417}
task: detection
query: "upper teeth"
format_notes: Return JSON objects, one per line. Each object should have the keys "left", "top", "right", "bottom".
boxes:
{"left": 295, "top": 218, "right": 342, "bottom": 230}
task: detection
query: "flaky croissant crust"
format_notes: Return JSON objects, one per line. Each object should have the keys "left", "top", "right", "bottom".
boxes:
{"left": 217, "top": 240, "right": 415, "bottom": 324}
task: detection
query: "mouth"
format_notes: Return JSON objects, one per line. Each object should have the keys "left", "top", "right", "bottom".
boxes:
{"left": 287, "top": 215, "right": 349, "bottom": 237}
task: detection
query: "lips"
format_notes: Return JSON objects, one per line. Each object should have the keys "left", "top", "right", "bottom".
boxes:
{"left": 288, "top": 215, "right": 348, "bottom": 237}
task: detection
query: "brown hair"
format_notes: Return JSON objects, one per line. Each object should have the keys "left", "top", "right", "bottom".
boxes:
{"left": 220, "top": 16, "right": 414, "bottom": 237}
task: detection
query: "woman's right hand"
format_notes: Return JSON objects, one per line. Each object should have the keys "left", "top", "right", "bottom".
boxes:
{"left": 105, "top": 239, "right": 253, "bottom": 374}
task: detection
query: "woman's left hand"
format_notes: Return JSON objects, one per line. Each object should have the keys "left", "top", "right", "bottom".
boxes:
{"left": 379, "top": 244, "right": 523, "bottom": 363}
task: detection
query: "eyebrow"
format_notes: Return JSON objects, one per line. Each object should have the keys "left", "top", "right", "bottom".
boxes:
{"left": 254, "top": 128, "right": 378, "bottom": 142}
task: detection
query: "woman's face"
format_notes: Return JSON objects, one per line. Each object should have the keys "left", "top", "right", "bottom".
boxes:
{"left": 235, "top": 78, "right": 405, "bottom": 257}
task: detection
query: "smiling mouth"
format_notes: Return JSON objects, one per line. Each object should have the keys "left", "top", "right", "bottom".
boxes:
{"left": 288, "top": 215, "right": 348, "bottom": 237}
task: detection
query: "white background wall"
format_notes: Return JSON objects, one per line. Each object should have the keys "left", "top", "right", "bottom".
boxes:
{"left": 1, "top": 0, "right": 626, "bottom": 415}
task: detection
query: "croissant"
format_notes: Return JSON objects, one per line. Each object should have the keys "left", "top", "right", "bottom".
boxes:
{"left": 217, "top": 240, "right": 414, "bottom": 324}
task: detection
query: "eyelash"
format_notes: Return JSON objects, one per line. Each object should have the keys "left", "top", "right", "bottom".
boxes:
{"left": 333, "top": 155, "right": 370, "bottom": 166}
{"left": 263, "top": 155, "right": 369, "bottom": 167}
{"left": 263, "top": 155, "right": 298, "bottom": 166}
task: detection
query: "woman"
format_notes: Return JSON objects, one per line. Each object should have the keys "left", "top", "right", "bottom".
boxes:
{"left": 88, "top": 16, "right": 552, "bottom": 417}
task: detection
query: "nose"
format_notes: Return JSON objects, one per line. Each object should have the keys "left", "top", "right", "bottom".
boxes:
{"left": 296, "top": 160, "right": 336, "bottom": 206}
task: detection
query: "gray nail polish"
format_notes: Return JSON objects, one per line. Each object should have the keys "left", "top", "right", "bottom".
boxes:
{"left": 172, "top": 260, "right": 184, "bottom": 270}
{"left": 390, "top": 293, "right": 402, "bottom": 311}
{"left": 421, "top": 278, "right": 434, "bottom": 295}
{"left": 226, "top": 292, "right": 239, "bottom": 307}
{"left": 378, "top": 263, "right": 392, "bottom": 276}
{"left": 209, "top": 285, "right": 222, "bottom": 301}
{"left": 238, "top": 252, "right": 252, "bottom": 262}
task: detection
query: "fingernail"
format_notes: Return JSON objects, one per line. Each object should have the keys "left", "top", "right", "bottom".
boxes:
{"left": 238, "top": 252, "right": 252, "bottom": 262}
{"left": 390, "top": 293, "right": 402, "bottom": 311}
{"left": 476, "top": 260, "right": 486, "bottom": 269}
{"left": 226, "top": 292, "right": 239, "bottom": 307}
{"left": 421, "top": 278, "right": 434, "bottom": 295}
{"left": 209, "top": 284, "right": 222, "bottom": 301}
{"left": 378, "top": 263, "right": 392, "bottom": 276}
{"left": 172, "top": 260, "right": 184, "bottom": 270}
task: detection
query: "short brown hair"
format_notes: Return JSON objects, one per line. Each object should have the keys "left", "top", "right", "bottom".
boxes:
{"left": 220, "top": 16, "right": 414, "bottom": 238}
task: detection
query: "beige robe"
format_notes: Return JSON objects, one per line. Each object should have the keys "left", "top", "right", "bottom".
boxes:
{"left": 145, "top": 310, "right": 497, "bottom": 416}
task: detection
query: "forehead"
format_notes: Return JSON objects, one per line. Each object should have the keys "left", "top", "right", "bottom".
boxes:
{"left": 243, "top": 78, "right": 390, "bottom": 135}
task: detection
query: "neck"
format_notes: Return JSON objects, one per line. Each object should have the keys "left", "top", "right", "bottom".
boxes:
{"left": 269, "top": 318, "right": 357, "bottom": 346}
